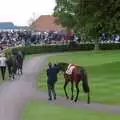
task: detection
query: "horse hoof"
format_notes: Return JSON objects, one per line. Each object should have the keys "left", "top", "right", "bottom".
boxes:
{"left": 71, "top": 97, "right": 74, "bottom": 101}
{"left": 74, "top": 99, "right": 77, "bottom": 103}
{"left": 66, "top": 96, "right": 69, "bottom": 100}
{"left": 88, "top": 101, "right": 90, "bottom": 104}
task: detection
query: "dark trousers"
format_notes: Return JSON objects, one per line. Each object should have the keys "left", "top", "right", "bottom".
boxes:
{"left": 47, "top": 82, "right": 56, "bottom": 100}
{"left": 0, "top": 66, "right": 6, "bottom": 80}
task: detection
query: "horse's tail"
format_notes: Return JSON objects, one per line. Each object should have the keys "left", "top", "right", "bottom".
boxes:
{"left": 81, "top": 67, "right": 90, "bottom": 104}
{"left": 81, "top": 67, "right": 90, "bottom": 93}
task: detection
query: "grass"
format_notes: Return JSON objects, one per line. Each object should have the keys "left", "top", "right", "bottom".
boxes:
{"left": 22, "top": 101, "right": 120, "bottom": 120}
{"left": 38, "top": 50, "right": 120, "bottom": 105}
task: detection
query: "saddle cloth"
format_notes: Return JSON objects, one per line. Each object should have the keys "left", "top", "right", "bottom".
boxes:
{"left": 66, "top": 64, "right": 76, "bottom": 75}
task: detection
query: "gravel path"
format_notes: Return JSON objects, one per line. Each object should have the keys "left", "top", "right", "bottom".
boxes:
{"left": 34, "top": 91, "right": 120, "bottom": 115}
{"left": 0, "top": 54, "right": 120, "bottom": 120}
{"left": 0, "top": 55, "right": 48, "bottom": 120}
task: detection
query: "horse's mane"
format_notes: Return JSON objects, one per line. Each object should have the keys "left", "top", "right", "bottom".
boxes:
{"left": 56, "top": 62, "right": 69, "bottom": 72}
{"left": 58, "top": 62, "right": 84, "bottom": 70}
{"left": 58, "top": 62, "right": 69, "bottom": 66}
{"left": 58, "top": 62, "right": 80, "bottom": 67}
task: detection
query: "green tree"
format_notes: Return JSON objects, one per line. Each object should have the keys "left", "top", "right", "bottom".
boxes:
{"left": 28, "top": 12, "right": 37, "bottom": 31}
{"left": 54, "top": 0, "right": 76, "bottom": 30}
{"left": 54, "top": 0, "right": 120, "bottom": 49}
{"left": 75, "top": 0, "right": 120, "bottom": 49}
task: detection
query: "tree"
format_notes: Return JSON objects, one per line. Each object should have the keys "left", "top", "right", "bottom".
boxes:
{"left": 75, "top": 0, "right": 120, "bottom": 49}
{"left": 75, "top": 0, "right": 120, "bottom": 33}
{"left": 54, "top": 0, "right": 76, "bottom": 30}
{"left": 28, "top": 12, "right": 37, "bottom": 31}
{"left": 54, "top": 0, "right": 120, "bottom": 50}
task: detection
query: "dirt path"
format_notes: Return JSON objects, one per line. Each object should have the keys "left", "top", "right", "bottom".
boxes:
{"left": 0, "top": 55, "right": 49, "bottom": 120}
{"left": 34, "top": 91, "right": 120, "bottom": 115}
{"left": 0, "top": 54, "right": 120, "bottom": 120}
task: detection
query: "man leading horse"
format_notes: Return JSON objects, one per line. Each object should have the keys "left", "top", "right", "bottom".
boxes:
{"left": 46, "top": 62, "right": 59, "bottom": 101}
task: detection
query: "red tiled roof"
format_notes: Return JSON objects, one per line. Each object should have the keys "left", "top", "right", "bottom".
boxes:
{"left": 32, "top": 15, "right": 65, "bottom": 32}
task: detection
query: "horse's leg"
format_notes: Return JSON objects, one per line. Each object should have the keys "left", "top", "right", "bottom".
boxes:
{"left": 12, "top": 69, "right": 15, "bottom": 80}
{"left": 18, "top": 66, "right": 21, "bottom": 75}
{"left": 13, "top": 74, "right": 15, "bottom": 80}
{"left": 21, "top": 65, "right": 23, "bottom": 75}
{"left": 64, "top": 80, "right": 69, "bottom": 99}
{"left": 74, "top": 82, "right": 80, "bottom": 102}
{"left": 8, "top": 66, "right": 12, "bottom": 79}
{"left": 17, "top": 67, "right": 19, "bottom": 75}
{"left": 21, "top": 69, "right": 23, "bottom": 75}
{"left": 20, "top": 68, "right": 22, "bottom": 75}
{"left": 71, "top": 81, "right": 74, "bottom": 100}
{"left": 88, "top": 92, "right": 90, "bottom": 104}
{"left": 12, "top": 66, "right": 17, "bottom": 80}
{"left": 16, "top": 68, "right": 18, "bottom": 75}
{"left": 18, "top": 68, "right": 20, "bottom": 75}
{"left": 11, "top": 72, "right": 14, "bottom": 80}
{"left": 21, "top": 61, "right": 23, "bottom": 74}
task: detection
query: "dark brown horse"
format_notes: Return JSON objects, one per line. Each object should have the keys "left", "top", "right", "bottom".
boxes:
{"left": 56, "top": 62, "right": 90, "bottom": 104}
{"left": 16, "top": 51, "right": 24, "bottom": 75}
{"left": 12, "top": 49, "right": 25, "bottom": 75}
{"left": 6, "top": 49, "right": 25, "bottom": 80}
{"left": 6, "top": 54, "right": 17, "bottom": 80}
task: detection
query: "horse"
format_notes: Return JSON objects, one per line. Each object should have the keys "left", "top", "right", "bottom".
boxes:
{"left": 6, "top": 54, "right": 18, "bottom": 80}
{"left": 5, "top": 49, "right": 25, "bottom": 80}
{"left": 11, "top": 49, "right": 25, "bottom": 75}
{"left": 16, "top": 51, "right": 24, "bottom": 75}
{"left": 56, "top": 62, "right": 90, "bottom": 104}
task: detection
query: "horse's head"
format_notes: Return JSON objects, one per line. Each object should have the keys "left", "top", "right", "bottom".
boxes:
{"left": 56, "top": 62, "right": 69, "bottom": 72}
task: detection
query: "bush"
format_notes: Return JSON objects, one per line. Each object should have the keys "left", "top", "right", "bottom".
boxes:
{"left": 4, "top": 43, "right": 120, "bottom": 55}
{"left": 13, "top": 44, "right": 94, "bottom": 55}
{"left": 4, "top": 48, "right": 12, "bottom": 57}
{"left": 99, "top": 43, "right": 120, "bottom": 50}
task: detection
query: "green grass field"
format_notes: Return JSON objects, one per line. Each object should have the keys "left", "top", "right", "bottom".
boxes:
{"left": 22, "top": 101, "right": 120, "bottom": 120}
{"left": 38, "top": 50, "right": 120, "bottom": 105}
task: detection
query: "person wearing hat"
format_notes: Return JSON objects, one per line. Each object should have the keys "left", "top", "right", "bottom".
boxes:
{"left": 46, "top": 62, "right": 59, "bottom": 100}
{"left": 0, "top": 53, "right": 7, "bottom": 80}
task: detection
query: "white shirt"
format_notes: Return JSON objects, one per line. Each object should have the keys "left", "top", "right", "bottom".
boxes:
{"left": 0, "top": 57, "right": 7, "bottom": 67}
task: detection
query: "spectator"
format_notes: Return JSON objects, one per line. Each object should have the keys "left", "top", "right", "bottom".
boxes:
{"left": 0, "top": 53, "right": 7, "bottom": 80}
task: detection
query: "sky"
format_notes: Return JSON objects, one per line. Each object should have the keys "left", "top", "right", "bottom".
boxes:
{"left": 0, "top": 0, "right": 56, "bottom": 26}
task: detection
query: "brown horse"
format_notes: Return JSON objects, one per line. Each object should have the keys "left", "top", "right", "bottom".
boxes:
{"left": 16, "top": 51, "right": 24, "bottom": 75}
{"left": 56, "top": 62, "right": 90, "bottom": 104}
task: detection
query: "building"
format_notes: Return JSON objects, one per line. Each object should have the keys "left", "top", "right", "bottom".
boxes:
{"left": 31, "top": 15, "right": 65, "bottom": 32}
{"left": 0, "top": 22, "right": 27, "bottom": 31}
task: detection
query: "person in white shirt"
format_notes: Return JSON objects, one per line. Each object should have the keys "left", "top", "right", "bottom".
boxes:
{"left": 0, "top": 53, "right": 7, "bottom": 80}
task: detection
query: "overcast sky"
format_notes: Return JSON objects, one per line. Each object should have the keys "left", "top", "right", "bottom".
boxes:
{"left": 0, "top": 0, "right": 56, "bottom": 26}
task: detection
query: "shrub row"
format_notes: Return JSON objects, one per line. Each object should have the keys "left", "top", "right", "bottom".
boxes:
{"left": 99, "top": 43, "right": 120, "bottom": 50}
{"left": 4, "top": 43, "right": 120, "bottom": 55}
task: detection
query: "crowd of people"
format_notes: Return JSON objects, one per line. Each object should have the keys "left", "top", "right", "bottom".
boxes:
{"left": 0, "top": 30, "right": 119, "bottom": 52}
{"left": 0, "top": 31, "right": 26, "bottom": 49}
{"left": 101, "top": 33, "right": 120, "bottom": 43}
{"left": 0, "top": 30, "right": 79, "bottom": 51}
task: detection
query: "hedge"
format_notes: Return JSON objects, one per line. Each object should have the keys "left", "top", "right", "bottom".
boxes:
{"left": 4, "top": 43, "right": 120, "bottom": 55}
{"left": 99, "top": 43, "right": 120, "bottom": 50}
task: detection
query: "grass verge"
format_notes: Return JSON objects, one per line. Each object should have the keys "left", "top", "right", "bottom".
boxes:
{"left": 22, "top": 101, "right": 120, "bottom": 120}
{"left": 38, "top": 50, "right": 120, "bottom": 105}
